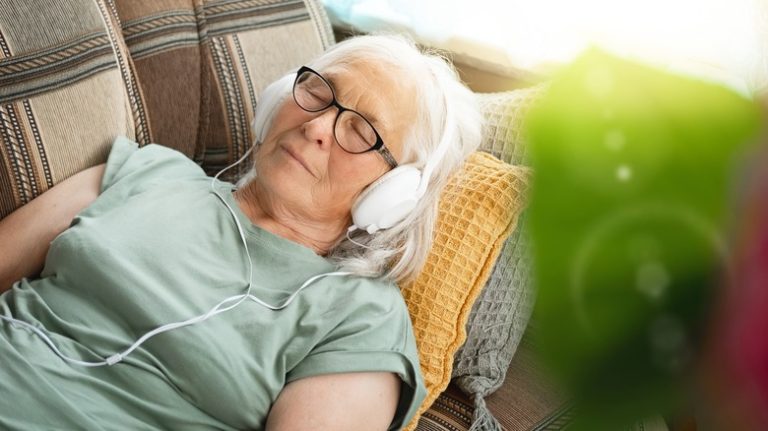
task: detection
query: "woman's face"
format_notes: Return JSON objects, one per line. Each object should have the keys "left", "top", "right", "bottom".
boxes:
{"left": 254, "top": 60, "right": 416, "bottom": 224}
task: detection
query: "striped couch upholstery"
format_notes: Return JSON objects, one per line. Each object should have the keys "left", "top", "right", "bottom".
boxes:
{"left": 0, "top": 0, "right": 334, "bottom": 220}
{"left": 0, "top": 1, "right": 568, "bottom": 430}
{"left": 0, "top": 0, "right": 149, "bottom": 219}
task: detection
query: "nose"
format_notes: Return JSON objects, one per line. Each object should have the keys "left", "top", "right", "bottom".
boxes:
{"left": 301, "top": 108, "right": 337, "bottom": 149}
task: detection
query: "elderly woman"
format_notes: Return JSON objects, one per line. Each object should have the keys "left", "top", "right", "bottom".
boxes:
{"left": 0, "top": 35, "right": 481, "bottom": 430}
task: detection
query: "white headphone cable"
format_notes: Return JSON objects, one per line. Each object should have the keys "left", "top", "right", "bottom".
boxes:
{"left": 345, "top": 226, "right": 378, "bottom": 250}
{"left": 0, "top": 270, "right": 349, "bottom": 367}
{"left": 0, "top": 144, "right": 350, "bottom": 367}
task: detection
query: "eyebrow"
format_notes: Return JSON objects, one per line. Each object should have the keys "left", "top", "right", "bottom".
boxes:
{"left": 324, "top": 74, "right": 385, "bottom": 129}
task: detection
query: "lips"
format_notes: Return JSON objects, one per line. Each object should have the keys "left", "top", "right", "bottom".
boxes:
{"left": 282, "top": 145, "right": 316, "bottom": 177}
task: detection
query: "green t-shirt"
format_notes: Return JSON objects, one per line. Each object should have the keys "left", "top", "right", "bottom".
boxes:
{"left": 0, "top": 136, "right": 426, "bottom": 430}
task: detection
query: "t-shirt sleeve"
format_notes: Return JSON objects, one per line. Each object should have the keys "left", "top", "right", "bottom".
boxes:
{"left": 100, "top": 135, "right": 205, "bottom": 194}
{"left": 286, "top": 282, "right": 427, "bottom": 431}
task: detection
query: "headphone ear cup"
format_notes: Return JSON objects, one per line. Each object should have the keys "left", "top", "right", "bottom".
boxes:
{"left": 352, "top": 166, "right": 422, "bottom": 234}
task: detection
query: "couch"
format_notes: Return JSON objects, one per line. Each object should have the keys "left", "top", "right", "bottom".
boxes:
{"left": 0, "top": 0, "right": 565, "bottom": 429}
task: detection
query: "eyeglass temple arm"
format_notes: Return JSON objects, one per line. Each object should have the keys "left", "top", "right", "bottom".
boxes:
{"left": 378, "top": 147, "right": 399, "bottom": 169}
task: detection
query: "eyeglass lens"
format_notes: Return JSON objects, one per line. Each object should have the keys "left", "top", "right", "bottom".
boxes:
{"left": 294, "top": 71, "right": 378, "bottom": 154}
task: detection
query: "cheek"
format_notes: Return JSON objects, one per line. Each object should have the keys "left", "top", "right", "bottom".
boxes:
{"left": 257, "top": 155, "right": 314, "bottom": 206}
{"left": 262, "top": 100, "right": 307, "bottom": 142}
{"left": 329, "top": 150, "right": 387, "bottom": 188}
{"left": 253, "top": 141, "right": 278, "bottom": 173}
{"left": 254, "top": 146, "right": 299, "bottom": 188}
{"left": 323, "top": 159, "right": 388, "bottom": 209}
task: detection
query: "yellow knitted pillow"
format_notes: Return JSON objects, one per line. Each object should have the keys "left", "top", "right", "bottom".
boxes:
{"left": 401, "top": 151, "right": 531, "bottom": 430}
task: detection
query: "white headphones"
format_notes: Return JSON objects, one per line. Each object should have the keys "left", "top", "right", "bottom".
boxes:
{"left": 255, "top": 70, "right": 456, "bottom": 235}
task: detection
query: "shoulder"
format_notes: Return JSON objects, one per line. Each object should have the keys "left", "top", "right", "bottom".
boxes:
{"left": 286, "top": 273, "right": 427, "bottom": 430}
{"left": 331, "top": 275, "right": 404, "bottom": 304}
{"left": 287, "top": 273, "right": 418, "bottom": 385}
{"left": 288, "top": 274, "right": 413, "bottom": 369}
{"left": 101, "top": 136, "right": 205, "bottom": 193}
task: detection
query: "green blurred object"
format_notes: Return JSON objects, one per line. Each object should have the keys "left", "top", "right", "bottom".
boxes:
{"left": 526, "top": 48, "right": 762, "bottom": 430}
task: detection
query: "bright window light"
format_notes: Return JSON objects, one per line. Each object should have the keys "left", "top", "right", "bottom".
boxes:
{"left": 323, "top": 0, "right": 768, "bottom": 94}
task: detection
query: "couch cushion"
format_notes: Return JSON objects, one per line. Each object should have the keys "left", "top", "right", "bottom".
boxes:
{"left": 483, "top": 337, "right": 570, "bottom": 431}
{"left": 0, "top": 0, "right": 148, "bottom": 219}
{"left": 401, "top": 151, "right": 531, "bottom": 430}
{"left": 112, "top": 0, "right": 205, "bottom": 159}
{"left": 416, "top": 338, "right": 571, "bottom": 431}
{"left": 417, "top": 383, "right": 474, "bottom": 430}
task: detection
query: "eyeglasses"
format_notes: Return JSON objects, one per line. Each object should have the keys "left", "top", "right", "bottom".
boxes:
{"left": 292, "top": 66, "right": 398, "bottom": 169}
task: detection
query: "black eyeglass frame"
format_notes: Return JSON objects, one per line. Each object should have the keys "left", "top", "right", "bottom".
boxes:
{"left": 292, "top": 66, "right": 399, "bottom": 169}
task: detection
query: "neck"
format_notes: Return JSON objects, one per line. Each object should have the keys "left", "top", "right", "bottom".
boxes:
{"left": 233, "top": 181, "right": 348, "bottom": 256}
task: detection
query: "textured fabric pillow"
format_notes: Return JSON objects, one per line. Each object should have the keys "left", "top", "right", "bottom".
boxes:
{"left": 401, "top": 151, "right": 531, "bottom": 430}
{"left": 112, "top": 0, "right": 335, "bottom": 179}
{"left": 0, "top": 0, "right": 149, "bottom": 220}
{"left": 450, "top": 86, "right": 544, "bottom": 430}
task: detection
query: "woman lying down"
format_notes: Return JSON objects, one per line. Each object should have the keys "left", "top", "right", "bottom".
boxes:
{"left": 0, "top": 34, "right": 481, "bottom": 430}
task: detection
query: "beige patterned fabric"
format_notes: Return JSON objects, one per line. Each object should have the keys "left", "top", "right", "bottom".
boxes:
{"left": 415, "top": 340, "right": 571, "bottom": 431}
{"left": 450, "top": 86, "right": 545, "bottom": 430}
{"left": 112, "top": 0, "right": 204, "bottom": 158}
{"left": 484, "top": 337, "right": 570, "bottom": 431}
{"left": 0, "top": 0, "right": 148, "bottom": 220}
{"left": 417, "top": 384, "right": 475, "bottom": 431}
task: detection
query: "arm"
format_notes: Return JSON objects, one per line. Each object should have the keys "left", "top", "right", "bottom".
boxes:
{"left": 0, "top": 164, "right": 105, "bottom": 293}
{"left": 266, "top": 372, "right": 401, "bottom": 431}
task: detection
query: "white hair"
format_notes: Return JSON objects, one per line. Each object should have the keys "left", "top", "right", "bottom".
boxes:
{"left": 240, "top": 34, "right": 482, "bottom": 284}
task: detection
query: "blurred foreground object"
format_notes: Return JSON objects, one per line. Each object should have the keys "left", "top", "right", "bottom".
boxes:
{"left": 526, "top": 48, "right": 763, "bottom": 430}
{"left": 702, "top": 132, "right": 768, "bottom": 430}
